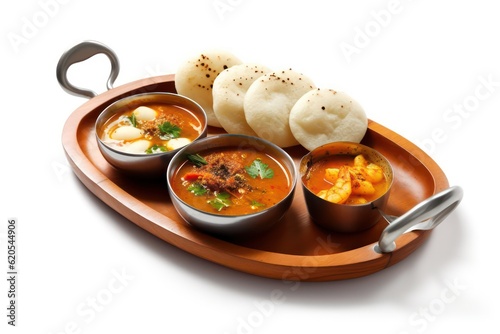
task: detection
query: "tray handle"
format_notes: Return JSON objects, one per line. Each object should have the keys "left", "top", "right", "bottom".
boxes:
{"left": 376, "top": 186, "right": 464, "bottom": 253}
{"left": 56, "top": 40, "right": 120, "bottom": 98}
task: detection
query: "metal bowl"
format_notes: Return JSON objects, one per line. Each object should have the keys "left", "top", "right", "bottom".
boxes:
{"left": 166, "top": 134, "right": 298, "bottom": 237}
{"left": 300, "top": 142, "right": 394, "bottom": 233}
{"left": 95, "top": 92, "right": 207, "bottom": 177}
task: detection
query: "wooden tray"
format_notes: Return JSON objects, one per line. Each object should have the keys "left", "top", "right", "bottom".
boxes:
{"left": 62, "top": 74, "right": 449, "bottom": 282}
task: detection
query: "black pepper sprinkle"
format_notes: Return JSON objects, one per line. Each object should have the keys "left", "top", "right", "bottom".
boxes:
{"left": 206, "top": 74, "right": 210, "bottom": 78}
{"left": 321, "top": 106, "right": 325, "bottom": 110}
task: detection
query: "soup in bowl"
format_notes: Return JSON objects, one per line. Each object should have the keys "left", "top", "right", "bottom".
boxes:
{"left": 167, "top": 134, "right": 297, "bottom": 237}
{"left": 95, "top": 92, "right": 207, "bottom": 176}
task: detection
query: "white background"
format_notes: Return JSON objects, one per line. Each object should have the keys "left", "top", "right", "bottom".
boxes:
{"left": 1, "top": 0, "right": 497, "bottom": 333}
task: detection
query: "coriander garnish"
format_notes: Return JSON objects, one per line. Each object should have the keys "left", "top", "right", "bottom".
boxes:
{"left": 145, "top": 144, "right": 167, "bottom": 154}
{"left": 250, "top": 200, "right": 265, "bottom": 210}
{"left": 158, "top": 121, "right": 181, "bottom": 140}
{"left": 208, "top": 192, "right": 232, "bottom": 211}
{"left": 187, "top": 182, "right": 207, "bottom": 196}
{"left": 245, "top": 159, "right": 274, "bottom": 179}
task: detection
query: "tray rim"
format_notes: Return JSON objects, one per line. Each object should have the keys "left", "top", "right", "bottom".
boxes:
{"left": 61, "top": 74, "right": 449, "bottom": 281}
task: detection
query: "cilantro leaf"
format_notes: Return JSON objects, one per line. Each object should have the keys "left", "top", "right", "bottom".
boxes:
{"left": 250, "top": 200, "right": 265, "bottom": 210}
{"left": 208, "top": 192, "right": 231, "bottom": 211}
{"left": 159, "top": 122, "right": 181, "bottom": 140}
{"left": 145, "top": 144, "right": 167, "bottom": 154}
{"left": 245, "top": 159, "right": 274, "bottom": 179}
{"left": 186, "top": 153, "right": 207, "bottom": 167}
{"left": 187, "top": 182, "right": 207, "bottom": 196}
{"left": 127, "top": 113, "right": 137, "bottom": 127}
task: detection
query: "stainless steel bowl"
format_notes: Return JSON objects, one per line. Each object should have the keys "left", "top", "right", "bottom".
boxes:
{"left": 166, "top": 134, "right": 298, "bottom": 237}
{"left": 300, "top": 142, "right": 394, "bottom": 233}
{"left": 95, "top": 92, "right": 207, "bottom": 177}
{"left": 56, "top": 41, "right": 207, "bottom": 177}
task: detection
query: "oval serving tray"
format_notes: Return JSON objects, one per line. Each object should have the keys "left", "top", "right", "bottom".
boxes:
{"left": 62, "top": 74, "right": 450, "bottom": 282}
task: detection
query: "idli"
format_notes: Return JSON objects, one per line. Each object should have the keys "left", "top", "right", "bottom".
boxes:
{"left": 244, "top": 69, "right": 316, "bottom": 147}
{"left": 212, "top": 63, "right": 272, "bottom": 136}
{"left": 175, "top": 50, "right": 242, "bottom": 127}
{"left": 289, "top": 88, "right": 368, "bottom": 151}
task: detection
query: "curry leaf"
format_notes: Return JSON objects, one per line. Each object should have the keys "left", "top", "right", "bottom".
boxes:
{"left": 127, "top": 114, "right": 137, "bottom": 127}
{"left": 245, "top": 159, "right": 274, "bottom": 179}
{"left": 187, "top": 153, "right": 207, "bottom": 167}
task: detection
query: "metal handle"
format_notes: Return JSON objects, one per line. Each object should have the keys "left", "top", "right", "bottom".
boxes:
{"left": 56, "top": 40, "right": 120, "bottom": 98}
{"left": 376, "top": 186, "right": 464, "bottom": 253}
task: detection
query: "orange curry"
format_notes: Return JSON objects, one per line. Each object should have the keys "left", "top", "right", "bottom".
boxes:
{"left": 303, "top": 154, "right": 388, "bottom": 205}
{"left": 171, "top": 148, "right": 291, "bottom": 215}
{"left": 100, "top": 102, "right": 202, "bottom": 154}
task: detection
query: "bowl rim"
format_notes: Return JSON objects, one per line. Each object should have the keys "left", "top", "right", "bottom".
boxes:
{"left": 166, "top": 133, "right": 298, "bottom": 218}
{"left": 94, "top": 91, "right": 208, "bottom": 157}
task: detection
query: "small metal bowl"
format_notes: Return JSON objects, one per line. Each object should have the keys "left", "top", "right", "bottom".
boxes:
{"left": 95, "top": 92, "right": 207, "bottom": 177}
{"left": 166, "top": 134, "right": 298, "bottom": 237}
{"left": 300, "top": 142, "right": 394, "bottom": 233}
